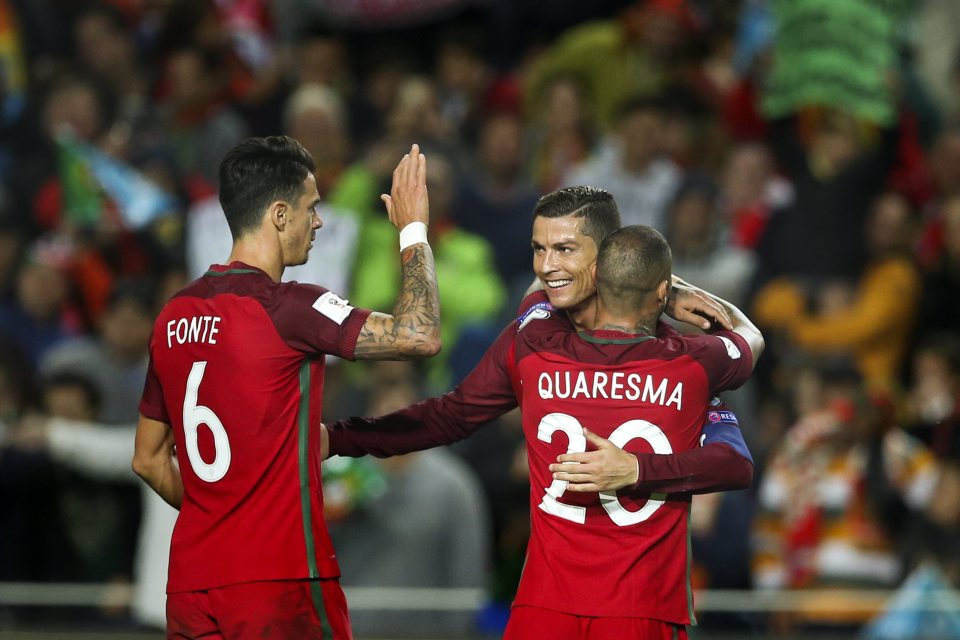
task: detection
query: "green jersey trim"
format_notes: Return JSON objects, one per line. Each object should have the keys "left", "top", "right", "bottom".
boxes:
{"left": 298, "top": 362, "right": 333, "bottom": 637}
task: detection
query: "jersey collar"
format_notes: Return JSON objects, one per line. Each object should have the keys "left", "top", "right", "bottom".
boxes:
{"left": 204, "top": 261, "right": 268, "bottom": 277}
{"left": 578, "top": 330, "right": 656, "bottom": 345}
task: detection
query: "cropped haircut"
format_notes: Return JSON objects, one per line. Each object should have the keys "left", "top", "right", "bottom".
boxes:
{"left": 41, "top": 370, "right": 103, "bottom": 416}
{"left": 533, "top": 186, "right": 621, "bottom": 248}
{"left": 218, "top": 136, "right": 316, "bottom": 239}
{"left": 596, "top": 225, "right": 672, "bottom": 312}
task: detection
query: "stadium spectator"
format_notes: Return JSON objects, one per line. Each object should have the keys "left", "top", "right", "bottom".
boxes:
{"left": 754, "top": 108, "right": 900, "bottom": 286}
{"left": 754, "top": 191, "right": 921, "bottom": 395}
{"left": 528, "top": 75, "right": 597, "bottom": 193}
{"left": 664, "top": 174, "right": 756, "bottom": 308}
{"left": 40, "top": 279, "right": 155, "bottom": 424}
{"left": 753, "top": 362, "right": 940, "bottom": 631}
{"left": 523, "top": 0, "right": 699, "bottom": 130}
{"left": 563, "top": 95, "right": 683, "bottom": 232}
{"left": 330, "top": 362, "right": 491, "bottom": 638}
{"left": 916, "top": 194, "right": 960, "bottom": 346}
{"left": 452, "top": 110, "right": 541, "bottom": 303}
{"left": 0, "top": 238, "right": 79, "bottom": 368}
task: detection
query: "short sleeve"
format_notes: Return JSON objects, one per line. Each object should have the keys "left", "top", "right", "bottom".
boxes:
{"left": 269, "top": 282, "right": 372, "bottom": 359}
{"left": 139, "top": 355, "right": 169, "bottom": 422}
{"left": 687, "top": 331, "right": 754, "bottom": 393}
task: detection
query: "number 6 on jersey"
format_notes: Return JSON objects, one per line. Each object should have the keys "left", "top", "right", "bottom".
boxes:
{"left": 183, "top": 361, "right": 231, "bottom": 482}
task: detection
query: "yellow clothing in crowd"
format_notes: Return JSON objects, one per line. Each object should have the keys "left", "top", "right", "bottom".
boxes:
{"left": 753, "top": 256, "right": 921, "bottom": 394}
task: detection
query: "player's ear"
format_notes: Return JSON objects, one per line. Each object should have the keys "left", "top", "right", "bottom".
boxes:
{"left": 656, "top": 279, "right": 670, "bottom": 306}
{"left": 269, "top": 201, "right": 287, "bottom": 231}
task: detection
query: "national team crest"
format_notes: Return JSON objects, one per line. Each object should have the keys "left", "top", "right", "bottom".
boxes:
{"left": 517, "top": 302, "right": 552, "bottom": 331}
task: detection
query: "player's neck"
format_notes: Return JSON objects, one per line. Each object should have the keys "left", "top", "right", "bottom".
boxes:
{"left": 565, "top": 297, "right": 599, "bottom": 331}
{"left": 227, "top": 238, "right": 284, "bottom": 282}
{"left": 594, "top": 309, "right": 660, "bottom": 336}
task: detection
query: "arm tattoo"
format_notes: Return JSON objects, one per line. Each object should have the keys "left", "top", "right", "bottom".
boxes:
{"left": 354, "top": 243, "right": 441, "bottom": 359}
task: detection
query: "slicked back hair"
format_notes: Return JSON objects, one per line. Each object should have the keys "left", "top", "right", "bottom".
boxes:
{"left": 218, "top": 136, "right": 316, "bottom": 240}
{"left": 533, "top": 186, "right": 621, "bottom": 249}
{"left": 596, "top": 225, "right": 672, "bottom": 314}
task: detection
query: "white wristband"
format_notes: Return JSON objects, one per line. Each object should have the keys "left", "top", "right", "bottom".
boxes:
{"left": 399, "top": 221, "right": 428, "bottom": 252}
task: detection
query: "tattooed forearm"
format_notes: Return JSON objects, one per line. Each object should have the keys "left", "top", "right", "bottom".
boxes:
{"left": 354, "top": 243, "right": 441, "bottom": 359}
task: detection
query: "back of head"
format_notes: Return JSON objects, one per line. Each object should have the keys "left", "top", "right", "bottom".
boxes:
{"left": 596, "top": 225, "right": 672, "bottom": 313}
{"left": 533, "top": 186, "right": 622, "bottom": 248}
{"left": 218, "top": 136, "right": 316, "bottom": 240}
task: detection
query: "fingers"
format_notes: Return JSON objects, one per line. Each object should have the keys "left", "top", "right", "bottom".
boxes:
{"left": 386, "top": 143, "right": 429, "bottom": 229}
{"left": 380, "top": 194, "right": 395, "bottom": 225}
{"left": 680, "top": 294, "right": 732, "bottom": 331}
{"left": 555, "top": 452, "right": 592, "bottom": 465}
{"left": 404, "top": 144, "right": 418, "bottom": 185}
{"left": 582, "top": 428, "right": 611, "bottom": 448}
{"left": 564, "top": 482, "right": 603, "bottom": 493}
{"left": 550, "top": 469, "right": 602, "bottom": 492}
{"left": 319, "top": 423, "right": 330, "bottom": 461}
{"left": 550, "top": 462, "right": 586, "bottom": 474}
{"left": 550, "top": 470, "right": 603, "bottom": 492}
{"left": 416, "top": 150, "right": 427, "bottom": 188}
{"left": 400, "top": 144, "right": 420, "bottom": 188}
{"left": 700, "top": 297, "right": 732, "bottom": 330}
{"left": 392, "top": 145, "right": 417, "bottom": 189}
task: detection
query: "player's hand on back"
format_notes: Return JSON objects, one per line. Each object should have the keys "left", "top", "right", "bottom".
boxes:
{"left": 667, "top": 276, "right": 732, "bottom": 331}
{"left": 549, "top": 429, "right": 639, "bottom": 492}
{"left": 381, "top": 143, "right": 429, "bottom": 230}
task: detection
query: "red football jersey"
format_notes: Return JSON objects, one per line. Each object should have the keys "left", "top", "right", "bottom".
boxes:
{"left": 139, "top": 262, "right": 371, "bottom": 593}
{"left": 508, "top": 295, "right": 753, "bottom": 623}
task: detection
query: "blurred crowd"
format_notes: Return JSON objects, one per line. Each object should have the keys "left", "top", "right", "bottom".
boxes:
{"left": 0, "top": 0, "right": 959, "bottom": 636}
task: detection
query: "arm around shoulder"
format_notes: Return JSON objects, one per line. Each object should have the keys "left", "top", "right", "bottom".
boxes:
{"left": 674, "top": 276, "right": 764, "bottom": 366}
{"left": 635, "top": 443, "right": 754, "bottom": 494}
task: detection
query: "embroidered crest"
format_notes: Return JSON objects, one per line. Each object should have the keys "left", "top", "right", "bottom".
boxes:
{"left": 707, "top": 410, "right": 738, "bottom": 424}
{"left": 517, "top": 302, "right": 552, "bottom": 331}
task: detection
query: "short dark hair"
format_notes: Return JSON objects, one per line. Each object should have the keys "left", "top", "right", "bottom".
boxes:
{"left": 218, "top": 136, "right": 316, "bottom": 239}
{"left": 41, "top": 370, "right": 103, "bottom": 415}
{"left": 533, "top": 186, "right": 621, "bottom": 248}
{"left": 596, "top": 225, "right": 672, "bottom": 312}
{"left": 614, "top": 94, "right": 668, "bottom": 125}
{"left": 107, "top": 278, "right": 155, "bottom": 316}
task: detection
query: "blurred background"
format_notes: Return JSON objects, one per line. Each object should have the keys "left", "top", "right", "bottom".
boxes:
{"left": 0, "top": 0, "right": 959, "bottom": 638}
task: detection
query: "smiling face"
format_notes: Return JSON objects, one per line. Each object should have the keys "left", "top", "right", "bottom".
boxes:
{"left": 532, "top": 214, "right": 599, "bottom": 319}
{"left": 281, "top": 173, "right": 323, "bottom": 267}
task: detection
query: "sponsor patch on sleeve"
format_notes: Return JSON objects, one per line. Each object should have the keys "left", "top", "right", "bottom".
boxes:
{"left": 517, "top": 301, "right": 553, "bottom": 331}
{"left": 717, "top": 335, "right": 742, "bottom": 360}
{"left": 707, "top": 410, "right": 739, "bottom": 424}
{"left": 312, "top": 291, "right": 354, "bottom": 325}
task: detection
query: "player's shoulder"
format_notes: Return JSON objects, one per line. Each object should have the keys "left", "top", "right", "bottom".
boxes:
{"left": 516, "top": 290, "right": 555, "bottom": 330}
{"left": 665, "top": 331, "right": 746, "bottom": 359}
{"left": 168, "top": 267, "right": 332, "bottom": 313}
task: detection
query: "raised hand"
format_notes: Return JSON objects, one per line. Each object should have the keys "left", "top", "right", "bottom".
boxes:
{"left": 549, "top": 428, "right": 639, "bottom": 492}
{"left": 381, "top": 143, "right": 429, "bottom": 231}
{"left": 354, "top": 143, "right": 441, "bottom": 360}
